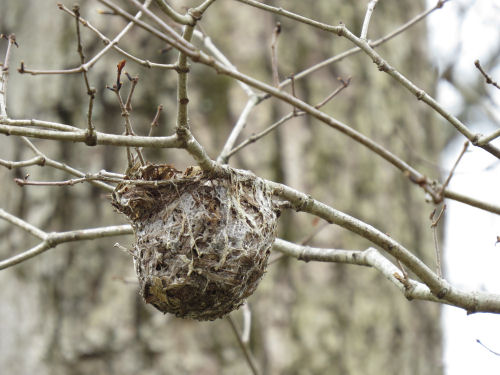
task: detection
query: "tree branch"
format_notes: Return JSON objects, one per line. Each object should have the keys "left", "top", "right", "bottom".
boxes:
{"left": 217, "top": 96, "right": 259, "bottom": 163}
{"left": 58, "top": 2, "right": 177, "bottom": 71}
{"left": 19, "top": 137, "right": 114, "bottom": 191}
{"left": 360, "top": 0, "right": 379, "bottom": 40}
{"left": 0, "top": 155, "right": 45, "bottom": 169}
{"left": 0, "top": 121, "right": 182, "bottom": 148}
{"left": 273, "top": 238, "right": 500, "bottom": 314}
{"left": 19, "top": 1, "right": 153, "bottom": 77}
{"left": 0, "top": 34, "right": 18, "bottom": 119}
{"left": 234, "top": 0, "right": 500, "bottom": 158}
{"left": 227, "top": 315, "right": 260, "bottom": 375}
{"left": 276, "top": 0, "right": 449, "bottom": 92}
{"left": 268, "top": 180, "right": 500, "bottom": 313}
{"left": 7, "top": 2, "right": 500, "bottom": 214}
{"left": 475, "top": 59, "right": 500, "bottom": 90}
{"left": 0, "top": 207, "right": 133, "bottom": 270}
{"left": 154, "top": 0, "right": 192, "bottom": 25}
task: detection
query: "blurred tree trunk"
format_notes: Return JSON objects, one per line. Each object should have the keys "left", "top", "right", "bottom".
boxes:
{"left": 0, "top": 0, "right": 444, "bottom": 374}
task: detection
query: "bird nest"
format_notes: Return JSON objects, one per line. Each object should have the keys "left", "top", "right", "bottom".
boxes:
{"left": 111, "top": 164, "right": 278, "bottom": 321}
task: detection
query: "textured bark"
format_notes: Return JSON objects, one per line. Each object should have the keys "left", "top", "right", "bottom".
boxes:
{"left": 0, "top": 0, "right": 443, "bottom": 374}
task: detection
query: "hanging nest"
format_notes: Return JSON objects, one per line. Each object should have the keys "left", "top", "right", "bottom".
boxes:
{"left": 111, "top": 164, "right": 278, "bottom": 321}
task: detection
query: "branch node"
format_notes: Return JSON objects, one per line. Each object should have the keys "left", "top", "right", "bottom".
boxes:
{"left": 174, "top": 64, "right": 190, "bottom": 74}
{"left": 18, "top": 61, "right": 25, "bottom": 74}
{"left": 436, "top": 287, "right": 448, "bottom": 299}
{"left": 436, "top": 0, "right": 446, "bottom": 9}
{"left": 471, "top": 134, "right": 481, "bottom": 146}
{"left": 84, "top": 130, "right": 98, "bottom": 146}
{"left": 45, "top": 233, "right": 58, "bottom": 249}
{"left": 475, "top": 59, "right": 500, "bottom": 90}
{"left": 188, "top": 8, "right": 203, "bottom": 22}
{"left": 393, "top": 272, "right": 415, "bottom": 299}
{"left": 296, "top": 195, "right": 314, "bottom": 213}
{"left": 415, "top": 89, "right": 425, "bottom": 100}
{"left": 175, "top": 126, "right": 188, "bottom": 142}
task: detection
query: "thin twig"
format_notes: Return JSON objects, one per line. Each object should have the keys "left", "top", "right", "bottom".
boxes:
{"left": 0, "top": 207, "right": 47, "bottom": 240}
{"left": 226, "top": 315, "right": 260, "bottom": 375}
{"left": 20, "top": 137, "right": 114, "bottom": 191}
{"left": 438, "top": 141, "right": 469, "bottom": 201}
{"left": 0, "top": 155, "right": 45, "bottom": 169}
{"left": 0, "top": 136, "right": 112, "bottom": 191}
{"left": 193, "top": 29, "right": 254, "bottom": 96}
{"left": 234, "top": 0, "right": 341, "bottom": 33}
{"left": 475, "top": 59, "right": 500, "bottom": 90}
{"left": 73, "top": 5, "right": 92, "bottom": 94}
{"left": 20, "top": 1, "right": 154, "bottom": 76}
{"left": 289, "top": 75, "right": 299, "bottom": 115}
{"left": 86, "top": 90, "right": 97, "bottom": 145}
{"left": 360, "top": 0, "right": 379, "bottom": 40}
{"left": 226, "top": 112, "right": 295, "bottom": 160}
{"left": 314, "top": 77, "right": 351, "bottom": 109}
{"left": 114, "top": 242, "right": 135, "bottom": 257}
{"left": 108, "top": 61, "right": 145, "bottom": 167}
{"left": 148, "top": 105, "right": 163, "bottom": 137}
{"left": 226, "top": 77, "right": 351, "bottom": 159}
{"left": 241, "top": 303, "right": 252, "bottom": 344}
{"left": 0, "top": 34, "right": 18, "bottom": 119}
{"left": 14, "top": 175, "right": 98, "bottom": 187}
{"left": 270, "top": 219, "right": 330, "bottom": 265}
{"left": 217, "top": 96, "right": 259, "bottom": 163}
{"left": 73, "top": 5, "right": 98, "bottom": 144}
{"left": 10, "top": 169, "right": 192, "bottom": 188}
{"left": 270, "top": 22, "right": 281, "bottom": 87}
{"left": 442, "top": 189, "right": 500, "bottom": 215}
{"left": 203, "top": 16, "right": 283, "bottom": 161}
{"left": 300, "top": 221, "right": 329, "bottom": 246}
{"left": 396, "top": 259, "right": 409, "bottom": 281}
{"left": 18, "top": 63, "right": 82, "bottom": 75}
{"left": 123, "top": 0, "right": 197, "bottom": 52}
{"left": 11, "top": 173, "right": 211, "bottom": 187}
{"left": 124, "top": 73, "right": 139, "bottom": 112}
{"left": 430, "top": 205, "right": 446, "bottom": 278}
{"left": 476, "top": 339, "right": 500, "bottom": 356}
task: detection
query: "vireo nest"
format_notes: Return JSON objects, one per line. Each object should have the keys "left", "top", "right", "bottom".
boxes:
{"left": 112, "top": 164, "right": 278, "bottom": 321}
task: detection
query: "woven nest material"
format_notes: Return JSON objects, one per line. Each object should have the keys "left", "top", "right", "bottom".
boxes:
{"left": 111, "top": 164, "right": 278, "bottom": 321}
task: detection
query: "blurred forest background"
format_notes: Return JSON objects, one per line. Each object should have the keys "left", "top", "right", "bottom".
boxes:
{"left": 0, "top": 0, "right": 458, "bottom": 374}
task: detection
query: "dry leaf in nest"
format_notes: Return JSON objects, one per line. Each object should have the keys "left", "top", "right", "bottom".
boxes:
{"left": 111, "top": 164, "right": 278, "bottom": 320}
